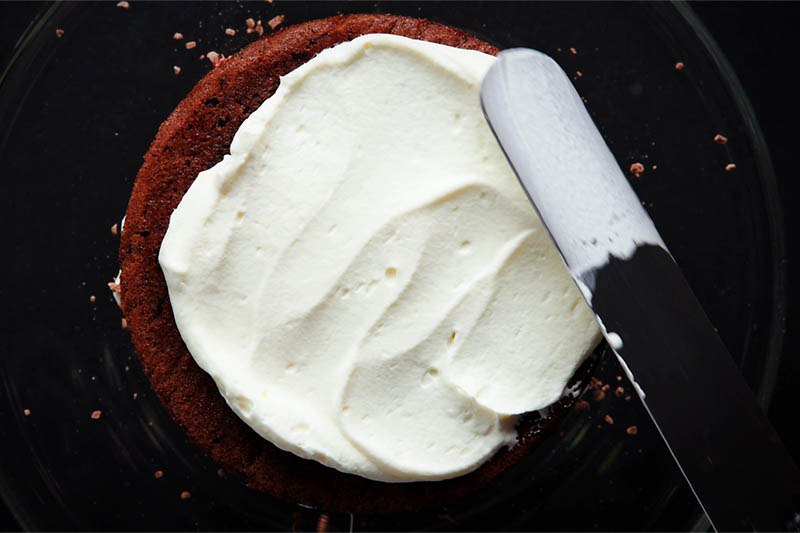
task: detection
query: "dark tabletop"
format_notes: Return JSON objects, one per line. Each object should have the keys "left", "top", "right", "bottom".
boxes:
{"left": 0, "top": 2, "right": 797, "bottom": 531}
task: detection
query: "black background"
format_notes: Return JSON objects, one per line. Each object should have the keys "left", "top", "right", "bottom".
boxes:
{"left": 0, "top": 2, "right": 797, "bottom": 531}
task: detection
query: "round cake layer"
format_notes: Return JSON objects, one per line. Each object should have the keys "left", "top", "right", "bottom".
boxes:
{"left": 120, "top": 13, "right": 587, "bottom": 512}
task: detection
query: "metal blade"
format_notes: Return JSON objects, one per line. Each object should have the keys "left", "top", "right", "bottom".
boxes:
{"left": 480, "top": 48, "right": 800, "bottom": 531}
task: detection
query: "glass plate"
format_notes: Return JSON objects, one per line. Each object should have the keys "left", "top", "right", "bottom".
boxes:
{"left": 0, "top": 1, "right": 785, "bottom": 530}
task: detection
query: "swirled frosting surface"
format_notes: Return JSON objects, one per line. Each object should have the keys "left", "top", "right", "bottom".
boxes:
{"left": 159, "top": 34, "right": 601, "bottom": 482}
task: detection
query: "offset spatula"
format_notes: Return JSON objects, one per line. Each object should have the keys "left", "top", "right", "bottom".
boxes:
{"left": 480, "top": 48, "right": 800, "bottom": 532}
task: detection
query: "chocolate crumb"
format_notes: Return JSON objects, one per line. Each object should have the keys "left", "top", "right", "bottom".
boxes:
{"left": 173, "top": 32, "right": 183, "bottom": 40}
{"left": 121, "top": 317, "right": 128, "bottom": 329}
{"left": 55, "top": 28, "right": 64, "bottom": 38}
{"left": 714, "top": 133, "right": 728, "bottom": 144}
{"left": 592, "top": 389, "right": 606, "bottom": 402}
{"left": 23, "top": 409, "right": 31, "bottom": 416}
{"left": 615, "top": 386, "right": 625, "bottom": 398}
{"left": 317, "top": 513, "right": 329, "bottom": 533}
{"left": 111, "top": 223, "right": 118, "bottom": 235}
{"left": 225, "top": 28, "right": 236, "bottom": 36}
{"left": 604, "top": 414, "right": 614, "bottom": 425}
{"left": 626, "top": 425, "right": 638, "bottom": 435}
{"left": 675, "top": 61, "right": 685, "bottom": 70}
{"left": 154, "top": 470, "right": 164, "bottom": 479}
{"left": 438, "top": 513, "right": 458, "bottom": 525}
{"left": 89, "top": 295, "right": 96, "bottom": 303}
{"left": 180, "top": 491, "right": 191, "bottom": 500}
{"left": 116, "top": 1, "right": 130, "bottom": 8}
{"left": 217, "top": 468, "right": 225, "bottom": 477}
{"left": 173, "top": 65, "right": 181, "bottom": 75}
{"left": 574, "top": 399, "right": 590, "bottom": 412}
{"left": 185, "top": 41, "right": 197, "bottom": 50}
{"left": 629, "top": 162, "right": 645, "bottom": 178}
{"left": 91, "top": 410, "right": 102, "bottom": 420}
{"left": 725, "top": 163, "right": 736, "bottom": 172}
{"left": 268, "top": 15, "right": 285, "bottom": 29}
{"left": 569, "top": 47, "right": 577, "bottom": 54}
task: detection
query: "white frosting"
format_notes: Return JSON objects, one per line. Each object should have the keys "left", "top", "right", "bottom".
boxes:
{"left": 159, "top": 34, "right": 601, "bottom": 482}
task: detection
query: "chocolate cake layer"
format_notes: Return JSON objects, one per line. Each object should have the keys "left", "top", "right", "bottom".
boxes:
{"left": 120, "top": 13, "right": 578, "bottom": 512}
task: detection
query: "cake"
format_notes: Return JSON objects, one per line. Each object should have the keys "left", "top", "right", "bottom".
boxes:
{"left": 119, "top": 13, "right": 601, "bottom": 512}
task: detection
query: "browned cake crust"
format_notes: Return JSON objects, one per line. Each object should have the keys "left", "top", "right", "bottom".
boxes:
{"left": 120, "top": 13, "right": 568, "bottom": 513}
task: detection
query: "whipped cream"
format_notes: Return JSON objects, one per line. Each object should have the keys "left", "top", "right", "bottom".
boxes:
{"left": 159, "top": 34, "right": 601, "bottom": 482}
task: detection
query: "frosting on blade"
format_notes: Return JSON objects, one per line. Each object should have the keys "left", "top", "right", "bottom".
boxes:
{"left": 159, "top": 34, "right": 601, "bottom": 482}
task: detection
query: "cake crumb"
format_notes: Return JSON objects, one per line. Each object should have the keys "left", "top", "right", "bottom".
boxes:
{"left": 217, "top": 468, "right": 225, "bottom": 477}
{"left": 133, "top": 392, "right": 138, "bottom": 400}
{"left": 629, "top": 162, "right": 645, "bottom": 178}
{"left": 154, "top": 470, "right": 164, "bottom": 479}
{"left": 615, "top": 386, "right": 625, "bottom": 398}
{"left": 652, "top": 164, "right": 658, "bottom": 170}
{"left": 574, "top": 399, "right": 590, "bottom": 412}
{"left": 173, "top": 32, "right": 183, "bottom": 40}
{"left": 121, "top": 317, "right": 128, "bottom": 329}
{"left": 624, "top": 395, "right": 631, "bottom": 401}
{"left": 55, "top": 28, "right": 64, "bottom": 38}
{"left": 245, "top": 17, "right": 256, "bottom": 33}
{"left": 124, "top": 365, "right": 130, "bottom": 372}
{"left": 317, "top": 513, "right": 329, "bottom": 533}
{"left": 626, "top": 425, "right": 638, "bottom": 435}
{"left": 180, "top": 491, "right": 191, "bottom": 500}
{"left": 108, "top": 281, "right": 121, "bottom": 293}
{"left": 225, "top": 28, "right": 236, "bottom": 36}
{"left": 725, "top": 163, "right": 737, "bottom": 172}
{"left": 616, "top": 375, "right": 622, "bottom": 381}
{"left": 23, "top": 409, "right": 31, "bottom": 416}
{"left": 569, "top": 47, "right": 577, "bottom": 54}
{"left": 89, "top": 295, "right": 96, "bottom": 303}
{"left": 116, "top": 1, "right": 130, "bottom": 8}
{"left": 91, "top": 410, "right": 102, "bottom": 420}
{"left": 255, "top": 20, "right": 264, "bottom": 36}
{"left": 268, "top": 15, "right": 285, "bottom": 29}
{"left": 601, "top": 383, "right": 610, "bottom": 392}
{"left": 173, "top": 65, "right": 181, "bottom": 75}
{"left": 592, "top": 389, "right": 606, "bottom": 402}
{"left": 675, "top": 61, "right": 685, "bottom": 70}
{"left": 576, "top": 71, "right": 582, "bottom": 77}
{"left": 604, "top": 414, "right": 614, "bottom": 425}
{"left": 111, "top": 223, "right": 119, "bottom": 235}
{"left": 185, "top": 40, "right": 197, "bottom": 50}
{"left": 207, "top": 51, "right": 219, "bottom": 64}
{"left": 714, "top": 133, "right": 728, "bottom": 144}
